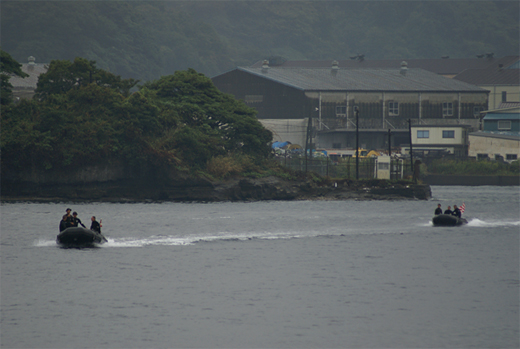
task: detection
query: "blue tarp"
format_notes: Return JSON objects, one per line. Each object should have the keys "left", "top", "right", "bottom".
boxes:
{"left": 272, "top": 141, "right": 290, "bottom": 149}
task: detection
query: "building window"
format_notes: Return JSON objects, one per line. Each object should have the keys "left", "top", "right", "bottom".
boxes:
{"left": 502, "top": 91, "right": 507, "bottom": 102}
{"left": 473, "top": 106, "right": 482, "bottom": 117}
{"left": 332, "top": 143, "right": 341, "bottom": 149}
{"left": 244, "top": 95, "right": 263, "bottom": 103}
{"left": 417, "top": 130, "right": 429, "bottom": 138}
{"left": 506, "top": 154, "right": 517, "bottom": 161}
{"left": 442, "top": 102, "right": 453, "bottom": 116}
{"left": 498, "top": 120, "right": 512, "bottom": 130}
{"left": 336, "top": 106, "right": 346, "bottom": 117}
{"left": 388, "top": 101, "right": 399, "bottom": 116}
{"left": 477, "top": 153, "right": 489, "bottom": 160}
{"left": 442, "top": 130, "right": 455, "bottom": 138}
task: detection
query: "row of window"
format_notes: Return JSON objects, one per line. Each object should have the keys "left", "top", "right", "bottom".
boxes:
{"left": 417, "top": 122, "right": 512, "bottom": 134}
{"left": 335, "top": 103, "right": 482, "bottom": 117}
{"left": 478, "top": 154, "right": 518, "bottom": 161}
{"left": 246, "top": 95, "right": 484, "bottom": 118}
{"left": 417, "top": 130, "right": 455, "bottom": 139}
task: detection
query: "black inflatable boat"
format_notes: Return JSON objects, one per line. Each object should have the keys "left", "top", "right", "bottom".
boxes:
{"left": 432, "top": 214, "right": 468, "bottom": 227}
{"left": 57, "top": 227, "right": 107, "bottom": 247}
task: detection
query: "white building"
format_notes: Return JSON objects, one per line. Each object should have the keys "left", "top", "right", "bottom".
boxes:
{"left": 468, "top": 132, "right": 520, "bottom": 162}
{"left": 410, "top": 124, "right": 471, "bottom": 157}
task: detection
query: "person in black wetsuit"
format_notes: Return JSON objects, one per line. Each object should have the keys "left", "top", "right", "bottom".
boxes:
{"left": 72, "top": 212, "right": 86, "bottom": 228}
{"left": 452, "top": 205, "right": 461, "bottom": 218}
{"left": 65, "top": 208, "right": 73, "bottom": 226}
{"left": 90, "top": 216, "right": 102, "bottom": 234}
{"left": 444, "top": 206, "right": 453, "bottom": 215}
{"left": 59, "top": 214, "right": 71, "bottom": 232}
{"left": 434, "top": 204, "right": 442, "bottom": 215}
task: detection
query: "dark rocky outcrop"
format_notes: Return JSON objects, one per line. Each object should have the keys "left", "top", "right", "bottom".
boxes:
{"left": 2, "top": 174, "right": 431, "bottom": 203}
{"left": 1, "top": 160, "right": 430, "bottom": 202}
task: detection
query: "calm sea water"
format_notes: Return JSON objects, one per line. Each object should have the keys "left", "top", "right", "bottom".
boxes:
{"left": 1, "top": 186, "right": 519, "bottom": 348}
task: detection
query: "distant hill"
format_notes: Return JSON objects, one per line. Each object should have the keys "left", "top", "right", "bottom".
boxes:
{"left": 1, "top": 2, "right": 234, "bottom": 81}
{"left": 2, "top": 1, "right": 518, "bottom": 82}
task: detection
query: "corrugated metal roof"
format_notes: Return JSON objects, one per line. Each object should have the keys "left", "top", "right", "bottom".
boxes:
{"left": 10, "top": 63, "right": 48, "bottom": 89}
{"left": 251, "top": 56, "right": 520, "bottom": 75}
{"left": 238, "top": 67, "right": 486, "bottom": 92}
{"left": 507, "top": 60, "right": 520, "bottom": 69}
{"left": 483, "top": 113, "right": 520, "bottom": 120}
{"left": 498, "top": 102, "right": 520, "bottom": 109}
{"left": 454, "top": 68, "right": 519, "bottom": 85}
{"left": 469, "top": 131, "right": 520, "bottom": 140}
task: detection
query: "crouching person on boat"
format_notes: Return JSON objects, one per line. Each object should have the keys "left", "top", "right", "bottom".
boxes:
{"left": 59, "top": 214, "right": 71, "bottom": 232}
{"left": 444, "top": 206, "right": 453, "bottom": 215}
{"left": 90, "top": 216, "right": 102, "bottom": 234}
{"left": 452, "top": 205, "right": 461, "bottom": 218}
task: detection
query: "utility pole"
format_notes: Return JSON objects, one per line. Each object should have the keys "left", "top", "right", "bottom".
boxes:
{"left": 355, "top": 107, "right": 359, "bottom": 180}
{"left": 388, "top": 129, "right": 392, "bottom": 156}
{"left": 408, "top": 119, "right": 415, "bottom": 183}
{"left": 305, "top": 116, "right": 313, "bottom": 173}
{"left": 388, "top": 129, "right": 392, "bottom": 179}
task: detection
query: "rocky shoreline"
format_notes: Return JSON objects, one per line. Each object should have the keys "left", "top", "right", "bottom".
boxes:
{"left": 1, "top": 176, "right": 431, "bottom": 203}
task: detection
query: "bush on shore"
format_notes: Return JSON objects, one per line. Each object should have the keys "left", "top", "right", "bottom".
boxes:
{"left": 425, "top": 159, "right": 519, "bottom": 176}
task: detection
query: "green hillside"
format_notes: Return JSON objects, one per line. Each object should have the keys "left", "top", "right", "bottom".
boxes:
{"left": 1, "top": 1, "right": 518, "bottom": 82}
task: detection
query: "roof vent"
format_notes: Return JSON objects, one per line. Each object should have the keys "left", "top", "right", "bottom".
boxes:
{"left": 331, "top": 60, "right": 339, "bottom": 75}
{"left": 349, "top": 53, "right": 365, "bottom": 62}
{"left": 400, "top": 61, "right": 408, "bottom": 76}
{"left": 262, "top": 60, "right": 269, "bottom": 73}
{"left": 28, "top": 56, "right": 36, "bottom": 65}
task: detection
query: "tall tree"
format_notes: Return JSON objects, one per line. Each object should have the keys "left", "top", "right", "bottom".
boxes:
{"left": 0, "top": 49, "right": 28, "bottom": 105}
{"left": 141, "top": 69, "right": 273, "bottom": 165}
{"left": 35, "top": 57, "right": 139, "bottom": 100}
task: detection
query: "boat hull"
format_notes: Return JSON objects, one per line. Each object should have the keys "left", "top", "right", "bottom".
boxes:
{"left": 432, "top": 214, "right": 468, "bottom": 227}
{"left": 57, "top": 227, "right": 107, "bottom": 247}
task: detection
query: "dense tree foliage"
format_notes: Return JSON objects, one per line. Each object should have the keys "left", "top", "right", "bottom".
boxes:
{"left": 0, "top": 49, "right": 29, "bottom": 105}
{"left": 1, "top": 1, "right": 518, "bottom": 82}
{"left": 35, "top": 57, "right": 139, "bottom": 99}
{"left": 426, "top": 159, "right": 519, "bottom": 176}
{"left": 141, "top": 70, "right": 272, "bottom": 164}
{"left": 1, "top": 60, "right": 272, "bottom": 175}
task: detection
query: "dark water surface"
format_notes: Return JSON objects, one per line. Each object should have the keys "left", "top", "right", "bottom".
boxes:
{"left": 1, "top": 186, "right": 518, "bottom": 348}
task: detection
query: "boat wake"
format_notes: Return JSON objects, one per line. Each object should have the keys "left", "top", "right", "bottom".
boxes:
{"left": 108, "top": 231, "right": 313, "bottom": 247}
{"left": 466, "top": 218, "right": 520, "bottom": 228}
{"left": 34, "top": 239, "right": 60, "bottom": 247}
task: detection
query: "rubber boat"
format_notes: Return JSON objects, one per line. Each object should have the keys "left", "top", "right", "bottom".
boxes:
{"left": 56, "top": 227, "right": 107, "bottom": 247}
{"left": 432, "top": 214, "right": 468, "bottom": 227}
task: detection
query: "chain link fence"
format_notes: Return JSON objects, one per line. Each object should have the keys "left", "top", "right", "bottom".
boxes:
{"left": 275, "top": 155, "right": 415, "bottom": 180}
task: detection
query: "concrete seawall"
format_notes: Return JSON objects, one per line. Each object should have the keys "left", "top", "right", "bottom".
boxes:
{"left": 423, "top": 175, "right": 519, "bottom": 186}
